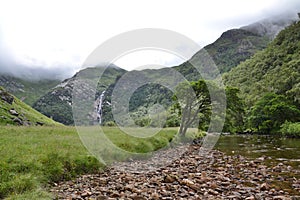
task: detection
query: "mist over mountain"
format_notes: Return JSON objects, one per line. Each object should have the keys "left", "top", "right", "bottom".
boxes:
{"left": 241, "top": 12, "right": 299, "bottom": 39}
{"left": 0, "top": 31, "right": 78, "bottom": 80}
{"left": 0, "top": 63, "right": 77, "bottom": 81}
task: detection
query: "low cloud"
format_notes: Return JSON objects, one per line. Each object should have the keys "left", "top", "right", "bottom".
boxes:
{"left": 0, "top": 31, "right": 77, "bottom": 81}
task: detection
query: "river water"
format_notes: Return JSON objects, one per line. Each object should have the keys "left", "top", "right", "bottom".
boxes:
{"left": 215, "top": 135, "right": 300, "bottom": 170}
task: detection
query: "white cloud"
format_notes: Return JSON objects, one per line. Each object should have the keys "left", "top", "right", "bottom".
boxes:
{"left": 0, "top": 0, "right": 299, "bottom": 78}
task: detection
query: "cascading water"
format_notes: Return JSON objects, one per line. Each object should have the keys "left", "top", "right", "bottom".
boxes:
{"left": 96, "top": 90, "right": 106, "bottom": 124}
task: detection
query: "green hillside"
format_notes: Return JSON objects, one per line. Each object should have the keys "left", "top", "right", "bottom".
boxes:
{"left": 0, "top": 87, "right": 60, "bottom": 126}
{"left": 33, "top": 66, "right": 126, "bottom": 125}
{"left": 224, "top": 21, "right": 300, "bottom": 107}
{"left": 0, "top": 75, "right": 60, "bottom": 106}
{"left": 224, "top": 21, "right": 300, "bottom": 134}
{"left": 204, "top": 29, "right": 270, "bottom": 73}
{"left": 172, "top": 29, "right": 270, "bottom": 81}
{"left": 32, "top": 17, "right": 296, "bottom": 127}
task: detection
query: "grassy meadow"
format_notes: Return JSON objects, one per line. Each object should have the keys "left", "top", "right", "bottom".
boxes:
{"left": 0, "top": 126, "right": 178, "bottom": 199}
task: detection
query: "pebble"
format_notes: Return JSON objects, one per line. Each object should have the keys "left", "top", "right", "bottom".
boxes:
{"left": 52, "top": 144, "right": 300, "bottom": 199}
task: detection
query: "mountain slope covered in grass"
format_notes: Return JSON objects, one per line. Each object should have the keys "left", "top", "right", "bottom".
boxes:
{"left": 175, "top": 15, "right": 296, "bottom": 78}
{"left": 0, "top": 87, "right": 60, "bottom": 126}
{"left": 0, "top": 74, "right": 60, "bottom": 106}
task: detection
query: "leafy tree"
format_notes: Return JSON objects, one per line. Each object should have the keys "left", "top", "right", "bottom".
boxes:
{"left": 249, "top": 93, "right": 300, "bottom": 133}
{"left": 223, "top": 87, "right": 245, "bottom": 133}
{"left": 174, "top": 80, "right": 212, "bottom": 136}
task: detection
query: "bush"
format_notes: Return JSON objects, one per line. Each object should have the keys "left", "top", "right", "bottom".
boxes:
{"left": 280, "top": 121, "right": 300, "bottom": 137}
{"left": 104, "top": 121, "right": 116, "bottom": 127}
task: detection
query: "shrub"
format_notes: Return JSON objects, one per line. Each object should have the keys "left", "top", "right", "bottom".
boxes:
{"left": 280, "top": 121, "right": 300, "bottom": 137}
{"left": 104, "top": 121, "right": 116, "bottom": 127}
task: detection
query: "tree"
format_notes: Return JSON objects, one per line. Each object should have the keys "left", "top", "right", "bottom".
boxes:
{"left": 223, "top": 87, "right": 245, "bottom": 133}
{"left": 249, "top": 93, "right": 300, "bottom": 133}
{"left": 174, "top": 80, "right": 212, "bottom": 136}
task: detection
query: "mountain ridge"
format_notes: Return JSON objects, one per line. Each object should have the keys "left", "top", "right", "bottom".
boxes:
{"left": 0, "top": 74, "right": 60, "bottom": 106}
{"left": 30, "top": 15, "right": 299, "bottom": 125}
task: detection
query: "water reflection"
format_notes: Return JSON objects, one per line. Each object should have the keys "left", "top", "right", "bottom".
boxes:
{"left": 215, "top": 135, "right": 300, "bottom": 169}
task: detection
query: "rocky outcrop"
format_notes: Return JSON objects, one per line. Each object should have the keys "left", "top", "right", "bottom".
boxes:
{"left": 0, "top": 88, "right": 14, "bottom": 104}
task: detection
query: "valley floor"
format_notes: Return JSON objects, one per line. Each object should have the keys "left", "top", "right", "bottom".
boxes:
{"left": 52, "top": 144, "right": 300, "bottom": 200}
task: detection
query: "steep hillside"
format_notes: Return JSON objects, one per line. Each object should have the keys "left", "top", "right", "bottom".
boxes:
{"left": 204, "top": 29, "right": 270, "bottom": 73}
{"left": 241, "top": 14, "right": 297, "bottom": 39}
{"left": 0, "top": 87, "right": 60, "bottom": 126}
{"left": 224, "top": 21, "right": 300, "bottom": 108}
{"left": 175, "top": 15, "right": 296, "bottom": 76}
{"left": 33, "top": 66, "right": 126, "bottom": 125}
{"left": 172, "top": 29, "right": 270, "bottom": 81}
{"left": 0, "top": 74, "right": 60, "bottom": 106}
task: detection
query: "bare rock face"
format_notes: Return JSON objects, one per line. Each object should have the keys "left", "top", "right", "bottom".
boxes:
{"left": 0, "top": 88, "right": 14, "bottom": 104}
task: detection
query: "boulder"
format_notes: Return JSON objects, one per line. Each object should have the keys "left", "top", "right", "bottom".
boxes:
{"left": 9, "top": 109, "right": 19, "bottom": 116}
{"left": 13, "top": 117, "right": 23, "bottom": 125}
{"left": 0, "top": 90, "right": 14, "bottom": 104}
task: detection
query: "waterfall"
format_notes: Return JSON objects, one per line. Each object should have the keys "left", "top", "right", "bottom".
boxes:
{"left": 96, "top": 90, "right": 106, "bottom": 125}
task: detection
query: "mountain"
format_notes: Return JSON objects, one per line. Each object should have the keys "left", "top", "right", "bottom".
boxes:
{"left": 171, "top": 29, "right": 270, "bottom": 81}
{"left": 0, "top": 74, "right": 60, "bottom": 106}
{"left": 241, "top": 13, "right": 298, "bottom": 39}
{"left": 175, "top": 14, "right": 297, "bottom": 76}
{"left": 224, "top": 20, "right": 300, "bottom": 108}
{"left": 0, "top": 86, "right": 60, "bottom": 125}
{"left": 203, "top": 29, "right": 270, "bottom": 73}
{"left": 33, "top": 65, "right": 126, "bottom": 125}
{"left": 33, "top": 15, "right": 298, "bottom": 125}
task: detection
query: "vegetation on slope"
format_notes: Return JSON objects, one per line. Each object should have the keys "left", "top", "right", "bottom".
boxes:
{"left": 204, "top": 29, "right": 270, "bottom": 73}
{"left": 224, "top": 21, "right": 300, "bottom": 134}
{"left": 33, "top": 20, "right": 275, "bottom": 126}
{"left": 224, "top": 21, "right": 300, "bottom": 107}
{"left": 0, "top": 75, "right": 60, "bottom": 106}
{"left": 0, "top": 87, "right": 60, "bottom": 126}
{"left": 33, "top": 66, "right": 126, "bottom": 125}
{"left": 172, "top": 28, "right": 270, "bottom": 82}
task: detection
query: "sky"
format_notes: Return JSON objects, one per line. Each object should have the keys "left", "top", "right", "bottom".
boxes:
{"left": 0, "top": 0, "right": 299, "bottom": 80}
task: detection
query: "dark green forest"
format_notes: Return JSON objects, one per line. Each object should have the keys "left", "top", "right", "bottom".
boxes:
{"left": 224, "top": 21, "right": 300, "bottom": 136}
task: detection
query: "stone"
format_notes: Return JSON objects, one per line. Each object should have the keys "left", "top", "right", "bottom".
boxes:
{"left": 36, "top": 121, "right": 44, "bottom": 126}
{"left": 273, "top": 196, "right": 289, "bottom": 200}
{"left": 164, "top": 175, "right": 175, "bottom": 183}
{"left": 9, "top": 109, "right": 19, "bottom": 116}
{"left": 0, "top": 90, "right": 14, "bottom": 104}
{"left": 50, "top": 144, "right": 299, "bottom": 199}
{"left": 260, "top": 183, "right": 270, "bottom": 191}
{"left": 12, "top": 117, "right": 23, "bottom": 125}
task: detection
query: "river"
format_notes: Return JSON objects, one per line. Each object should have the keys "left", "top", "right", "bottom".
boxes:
{"left": 216, "top": 135, "right": 300, "bottom": 170}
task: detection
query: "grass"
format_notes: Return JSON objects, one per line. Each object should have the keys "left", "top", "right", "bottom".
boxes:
{"left": 0, "top": 87, "right": 60, "bottom": 126}
{"left": 0, "top": 126, "right": 178, "bottom": 199}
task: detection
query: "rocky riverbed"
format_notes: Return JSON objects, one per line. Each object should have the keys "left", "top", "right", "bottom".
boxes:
{"left": 51, "top": 144, "right": 300, "bottom": 199}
